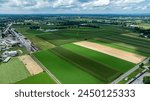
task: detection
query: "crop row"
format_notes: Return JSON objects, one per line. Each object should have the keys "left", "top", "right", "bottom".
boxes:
{"left": 50, "top": 47, "right": 122, "bottom": 83}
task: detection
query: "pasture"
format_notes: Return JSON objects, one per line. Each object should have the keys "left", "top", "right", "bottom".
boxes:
{"left": 0, "top": 58, "right": 30, "bottom": 84}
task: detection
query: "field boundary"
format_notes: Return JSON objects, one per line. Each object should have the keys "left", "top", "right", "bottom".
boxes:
{"left": 31, "top": 54, "right": 61, "bottom": 84}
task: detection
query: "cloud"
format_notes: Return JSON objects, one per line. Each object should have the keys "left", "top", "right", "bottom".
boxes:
{"left": 123, "top": 0, "right": 145, "bottom": 4}
{"left": 0, "top": 0, "right": 149, "bottom": 14}
{"left": 111, "top": 0, "right": 145, "bottom": 6}
{"left": 81, "top": 0, "right": 110, "bottom": 9}
{"left": 52, "top": 0, "right": 78, "bottom": 8}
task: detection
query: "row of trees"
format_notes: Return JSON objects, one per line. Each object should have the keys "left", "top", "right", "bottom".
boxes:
{"left": 134, "top": 27, "right": 150, "bottom": 35}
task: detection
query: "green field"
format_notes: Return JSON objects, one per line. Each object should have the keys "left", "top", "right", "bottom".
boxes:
{"left": 138, "top": 23, "right": 150, "bottom": 29}
{"left": 90, "top": 39, "right": 149, "bottom": 57}
{"left": 33, "top": 43, "right": 136, "bottom": 84}
{"left": 16, "top": 72, "right": 56, "bottom": 84}
{"left": 62, "top": 44, "right": 135, "bottom": 72}
{"left": 90, "top": 37, "right": 150, "bottom": 57}
{"left": 0, "top": 58, "right": 30, "bottom": 84}
{"left": 13, "top": 24, "right": 149, "bottom": 84}
{"left": 26, "top": 36, "right": 55, "bottom": 50}
{"left": 51, "top": 47, "right": 122, "bottom": 83}
{"left": 37, "top": 26, "right": 130, "bottom": 46}
{"left": 15, "top": 25, "right": 131, "bottom": 47}
{"left": 14, "top": 24, "right": 150, "bottom": 56}
{"left": 33, "top": 50, "right": 104, "bottom": 84}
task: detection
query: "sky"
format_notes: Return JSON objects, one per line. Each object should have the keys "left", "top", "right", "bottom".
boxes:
{"left": 0, "top": 0, "right": 150, "bottom": 14}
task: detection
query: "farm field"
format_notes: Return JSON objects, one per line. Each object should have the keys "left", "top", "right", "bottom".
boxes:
{"left": 36, "top": 26, "right": 130, "bottom": 46}
{"left": 74, "top": 41, "right": 145, "bottom": 64}
{"left": 90, "top": 35, "right": 150, "bottom": 57}
{"left": 14, "top": 25, "right": 131, "bottom": 47}
{"left": 0, "top": 58, "right": 30, "bottom": 84}
{"left": 12, "top": 22, "right": 150, "bottom": 84}
{"left": 138, "top": 23, "right": 150, "bottom": 29}
{"left": 15, "top": 27, "right": 55, "bottom": 50}
{"left": 18, "top": 55, "right": 43, "bottom": 76}
{"left": 62, "top": 44, "right": 135, "bottom": 73}
{"left": 26, "top": 36, "right": 55, "bottom": 50}
{"left": 50, "top": 47, "right": 122, "bottom": 83}
{"left": 16, "top": 72, "right": 56, "bottom": 84}
{"left": 33, "top": 50, "right": 104, "bottom": 84}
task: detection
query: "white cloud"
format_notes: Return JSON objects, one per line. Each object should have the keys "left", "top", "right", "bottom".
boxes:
{"left": 0, "top": 0, "right": 149, "bottom": 14}
{"left": 123, "top": 0, "right": 145, "bottom": 4}
{"left": 112, "top": 0, "right": 145, "bottom": 5}
{"left": 52, "top": 0, "right": 77, "bottom": 8}
{"left": 81, "top": 0, "right": 110, "bottom": 9}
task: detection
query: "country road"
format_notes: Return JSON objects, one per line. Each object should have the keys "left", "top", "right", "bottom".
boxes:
{"left": 111, "top": 57, "right": 150, "bottom": 84}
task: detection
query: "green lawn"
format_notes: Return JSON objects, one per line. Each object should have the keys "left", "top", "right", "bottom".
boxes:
{"left": 16, "top": 72, "right": 56, "bottom": 84}
{"left": 33, "top": 50, "right": 104, "bottom": 84}
{"left": 62, "top": 44, "right": 135, "bottom": 73}
{"left": 0, "top": 58, "right": 30, "bottom": 84}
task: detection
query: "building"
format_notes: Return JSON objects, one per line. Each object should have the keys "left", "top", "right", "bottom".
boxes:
{"left": 2, "top": 51, "right": 18, "bottom": 57}
{"left": 3, "top": 57, "right": 11, "bottom": 63}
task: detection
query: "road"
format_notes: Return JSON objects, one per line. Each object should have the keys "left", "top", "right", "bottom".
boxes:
{"left": 111, "top": 57, "right": 150, "bottom": 84}
{"left": 31, "top": 55, "right": 61, "bottom": 84}
{"left": 3, "top": 23, "right": 38, "bottom": 53}
{"left": 9, "top": 28, "right": 37, "bottom": 52}
{"left": 3, "top": 23, "right": 12, "bottom": 35}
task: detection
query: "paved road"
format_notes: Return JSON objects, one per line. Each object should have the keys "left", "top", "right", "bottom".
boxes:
{"left": 3, "top": 23, "right": 12, "bottom": 35}
{"left": 111, "top": 57, "right": 150, "bottom": 84}
{"left": 131, "top": 72, "right": 150, "bottom": 84}
{"left": 10, "top": 28, "right": 37, "bottom": 52}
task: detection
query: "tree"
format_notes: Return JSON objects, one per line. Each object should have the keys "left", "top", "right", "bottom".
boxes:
{"left": 143, "top": 76, "right": 150, "bottom": 84}
{"left": 139, "top": 63, "right": 144, "bottom": 68}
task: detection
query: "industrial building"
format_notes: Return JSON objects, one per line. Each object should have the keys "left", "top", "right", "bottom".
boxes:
{"left": 0, "top": 23, "right": 38, "bottom": 63}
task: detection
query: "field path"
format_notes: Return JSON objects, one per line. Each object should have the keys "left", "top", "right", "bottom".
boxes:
{"left": 18, "top": 55, "right": 43, "bottom": 76}
{"left": 74, "top": 41, "right": 145, "bottom": 64}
